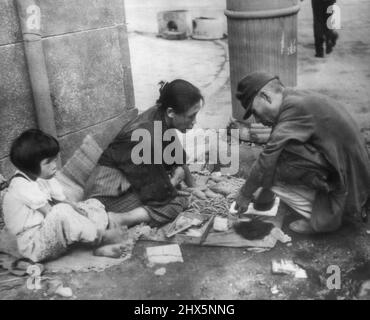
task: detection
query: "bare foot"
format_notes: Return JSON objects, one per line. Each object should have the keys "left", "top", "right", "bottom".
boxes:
{"left": 93, "top": 244, "right": 125, "bottom": 258}
{"left": 107, "top": 209, "right": 151, "bottom": 228}
{"left": 101, "top": 227, "right": 128, "bottom": 245}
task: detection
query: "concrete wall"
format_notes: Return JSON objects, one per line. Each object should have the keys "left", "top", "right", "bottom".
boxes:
{"left": 0, "top": 0, "right": 136, "bottom": 178}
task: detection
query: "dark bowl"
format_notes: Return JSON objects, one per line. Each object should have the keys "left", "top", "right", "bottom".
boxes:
{"left": 253, "top": 189, "right": 276, "bottom": 211}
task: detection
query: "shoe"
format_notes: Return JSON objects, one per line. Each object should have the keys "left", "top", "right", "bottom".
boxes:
{"left": 315, "top": 51, "right": 324, "bottom": 58}
{"left": 289, "top": 219, "right": 316, "bottom": 235}
{"left": 331, "top": 31, "right": 339, "bottom": 47}
{"left": 326, "top": 31, "right": 338, "bottom": 54}
{"left": 326, "top": 41, "right": 334, "bottom": 54}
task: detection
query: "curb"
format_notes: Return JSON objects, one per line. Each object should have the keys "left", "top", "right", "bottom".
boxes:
{"left": 202, "top": 39, "right": 230, "bottom": 99}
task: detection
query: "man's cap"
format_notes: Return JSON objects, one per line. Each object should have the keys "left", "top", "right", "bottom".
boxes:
{"left": 236, "top": 71, "right": 279, "bottom": 119}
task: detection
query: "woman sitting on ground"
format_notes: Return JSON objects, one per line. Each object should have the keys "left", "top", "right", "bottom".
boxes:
{"left": 85, "top": 79, "right": 203, "bottom": 227}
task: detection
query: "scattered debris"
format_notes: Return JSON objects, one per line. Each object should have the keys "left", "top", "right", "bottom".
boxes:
{"left": 270, "top": 285, "right": 279, "bottom": 295}
{"left": 154, "top": 267, "right": 166, "bottom": 276}
{"left": 257, "top": 280, "right": 269, "bottom": 287}
{"left": 55, "top": 286, "right": 73, "bottom": 298}
{"left": 358, "top": 280, "right": 370, "bottom": 298}
{"left": 128, "top": 224, "right": 152, "bottom": 241}
{"left": 213, "top": 216, "right": 229, "bottom": 232}
{"left": 47, "top": 278, "right": 73, "bottom": 298}
{"left": 247, "top": 247, "right": 270, "bottom": 253}
{"left": 317, "top": 288, "right": 330, "bottom": 297}
{"left": 146, "top": 244, "right": 184, "bottom": 264}
{"left": 294, "top": 268, "right": 308, "bottom": 279}
{"left": 47, "top": 279, "right": 63, "bottom": 294}
{"left": 270, "top": 228, "right": 292, "bottom": 244}
{"left": 271, "top": 259, "right": 308, "bottom": 279}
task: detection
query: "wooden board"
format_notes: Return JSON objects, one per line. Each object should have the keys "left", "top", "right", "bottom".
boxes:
{"left": 166, "top": 212, "right": 215, "bottom": 245}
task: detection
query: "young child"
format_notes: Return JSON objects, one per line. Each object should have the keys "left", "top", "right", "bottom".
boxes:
{"left": 2, "top": 129, "right": 130, "bottom": 263}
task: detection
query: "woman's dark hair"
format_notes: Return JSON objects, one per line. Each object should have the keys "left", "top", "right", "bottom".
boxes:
{"left": 156, "top": 79, "right": 204, "bottom": 114}
{"left": 10, "top": 129, "right": 60, "bottom": 176}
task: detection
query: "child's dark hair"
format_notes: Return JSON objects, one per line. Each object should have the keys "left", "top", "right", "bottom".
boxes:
{"left": 10, "top": 129, "right": 60, "bottom": 176}
{"left": 156, "top": 79, "right": 204, "bottom": 114}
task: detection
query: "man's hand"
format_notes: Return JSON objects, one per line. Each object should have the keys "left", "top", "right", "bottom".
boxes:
{"left": 0, "top": 174, "right": 8, "bottom": 191}
{"left": 235, "top": 192, "right": 252, "bottom": 215}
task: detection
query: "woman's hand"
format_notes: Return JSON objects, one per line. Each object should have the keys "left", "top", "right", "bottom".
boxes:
{"left": 170, "top": 166, "right": 185, "bottom": 187}
{"left": 182, "top": 165, "right": 195, "bottom": 187}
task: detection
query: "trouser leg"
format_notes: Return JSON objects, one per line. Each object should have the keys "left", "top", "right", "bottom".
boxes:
{"left": 323, "top": 0, "right": 338, "bottom": 53}
{"left": 271, "top": 183, "right": 315, "bottom": 219}
{"left": 311, "top": 0, "right": 325, "bottom": 56}
{"left": 274, "top": 143, "right": 343, "bottom": 232}
{"left": 18, "top": 204, "right": 103, "bottom": 262}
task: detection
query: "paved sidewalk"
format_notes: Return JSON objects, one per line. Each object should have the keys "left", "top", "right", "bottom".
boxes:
{"left": 2, "top": 0, "right": 370, "bottom": 301}
{"left": 129, "top": 33, "right": 229, "bottom": 112}
{"left": 127, "top": 0, "right": 370, "bottom": 131}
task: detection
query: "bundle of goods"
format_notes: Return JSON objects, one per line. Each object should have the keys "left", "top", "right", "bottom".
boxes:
{"left": 182, "top": 171, "right": 245, "bottom": 218}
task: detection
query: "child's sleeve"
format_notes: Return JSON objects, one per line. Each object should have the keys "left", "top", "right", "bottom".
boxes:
{"left": 13, "top": 179, "right": 49, "bottom": 210}
{"left": 44, "top": 178, "right": 66, "bottom": 201}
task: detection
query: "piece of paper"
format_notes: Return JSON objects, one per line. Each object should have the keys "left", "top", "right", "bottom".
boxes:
{"left": 146, "top": 244, "right": 184, "bottom": 264}
{"left": 271, "top": 259, "right": 307, "bottom": 279}
{"left": 229, "top": 197, "right": 280, "bottom": 217}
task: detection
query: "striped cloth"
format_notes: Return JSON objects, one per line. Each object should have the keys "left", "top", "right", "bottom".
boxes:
{"left": 85, "top": 165, "right": 131, "bottom": 199}
{"left": 95, "top": 192, "right": 188, "bottom": 227}
{"left": 86, "top": 165, "right": 188, "bottom": 226}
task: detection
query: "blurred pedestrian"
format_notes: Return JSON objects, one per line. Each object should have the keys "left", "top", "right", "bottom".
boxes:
{"left": 310, "top": 0, "right": 339, "bottom": 57}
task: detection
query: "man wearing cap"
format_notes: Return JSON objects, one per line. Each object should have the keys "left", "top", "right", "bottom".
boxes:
{"left": 234, "top": 71, "right": 370, "bottom": 234}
